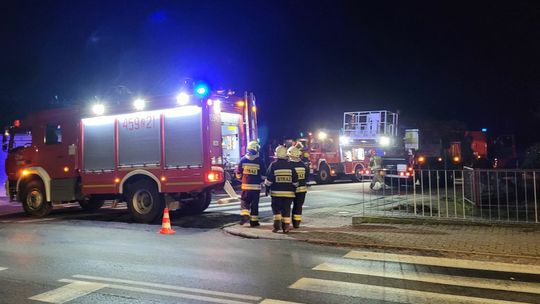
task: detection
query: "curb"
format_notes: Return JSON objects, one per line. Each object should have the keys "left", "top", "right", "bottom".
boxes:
{"left": 223, "top": 224, "right": 540, "bottom": 264}
{"left": 353, "top": 216, "right": 540, "bottom": 229}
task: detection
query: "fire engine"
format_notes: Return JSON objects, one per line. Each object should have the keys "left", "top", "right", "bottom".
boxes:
{"left": 301, "top": 110, "right": 494, "bottom": 185}
{"left": 299, "top": 110, "right": 409, "bottom": 183}
{"left": 2, "top": 84, "right": 258, "bottom": 223}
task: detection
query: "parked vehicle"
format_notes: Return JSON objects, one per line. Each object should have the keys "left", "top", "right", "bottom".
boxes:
{"left": 3, "top": 88, "right": 256, "bottom": 223}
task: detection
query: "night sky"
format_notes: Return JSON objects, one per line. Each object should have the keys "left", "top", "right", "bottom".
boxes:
{"left": 2, "top": 1, "right": 540, "bottom": 148}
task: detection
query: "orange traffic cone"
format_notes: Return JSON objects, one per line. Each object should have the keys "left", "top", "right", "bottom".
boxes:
{"left": 159, "top": 208, "right": 176, "bottom": 235}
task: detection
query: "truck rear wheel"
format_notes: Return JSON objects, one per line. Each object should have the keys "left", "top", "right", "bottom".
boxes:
{"left": 187, "top": 190, "right": 212, "bottom": 215}
{"left": 79, "top": 197, "right": 105, "bottom": 211}
{"left": 126, "top": 179, "right": 164, "bottom": 223}
{"left": 315, "top": 165, "right": 333, "bottom": 184}
{"left": 174, "top": 190, "right": 212, "bottom": 216}
{"left": 22, "top": 180, "right": 52, "bottom": 217}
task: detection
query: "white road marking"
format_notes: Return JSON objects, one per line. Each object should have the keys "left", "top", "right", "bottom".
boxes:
{"left": 259, "top": 299, "right": 303, "bottom": 304}
{"left": 314, "top": 262, "right": 540, "bottom": 294}
{"left": 289, "top": 278, "right": 530, "bottom": 304}
{"left": 345, "top": 250, "right": 540, "bottom": 274}
{"left": 29, "top": 281, "right": 106, "bottom": 303}
{"left": 71, "top": 274, "right": 261, "bottom": 301}
{"left": 58, "top": 279, "right": 254, "bottom": 304}
{"left": 18, "top": 218, "right": 56, "bottom": 223}
{"left": 207, "top": 203, "right": 272, "bottom": 213}
{"left": 0, "top": 267, "right": 7, "bottom": 271}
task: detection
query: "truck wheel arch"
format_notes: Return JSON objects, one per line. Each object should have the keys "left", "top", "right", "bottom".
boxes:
{"left": 316, "top": 159, "right": 328, "bottom": 172}
{"left": 16, "top": 167, "right": 52, "bottom": 202}
{"left": 119, "top": 170, "right": 162, "bottom": 194}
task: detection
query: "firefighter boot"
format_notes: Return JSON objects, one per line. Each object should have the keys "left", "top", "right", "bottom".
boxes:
{"left": 272, "top": 220, "right": 281, "bottom": 233}
{"left": 250, "top": 216, "right": 260, "bottom": 227}
{"left": 292, "top": 214, "right": 302, "bottom": 228}
{"left": 282, "top": 217, "right": 292, "bottom": 233}
{"left": 239, "top": 209, "right": 250, "bottom": 225}
{"left": 272, "top": 214, "right": 282, "bottom": 232}
{"left": 282, "top": 222, "right": 291, "bottom": 233}
{"left": 239, "top": 215, "right": 249, "bottom": 225}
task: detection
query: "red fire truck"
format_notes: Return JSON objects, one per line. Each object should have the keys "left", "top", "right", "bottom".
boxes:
{"left": 300, "top": 110, "right": 409, "bottom": 183}
{"left": 297, "top": 111, "right": 492, "bottom": 185}
{"left": 3, "top": 87, "right": 258, "bottom": 223}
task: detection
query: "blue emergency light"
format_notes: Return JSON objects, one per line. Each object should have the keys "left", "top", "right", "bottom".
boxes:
{"left": 194, "top": 83, "right": 209, "bottom": 98}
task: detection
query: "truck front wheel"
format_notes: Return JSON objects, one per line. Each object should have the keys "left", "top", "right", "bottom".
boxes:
{"left": 126, "top": 179, "right": 164, "bottom": 223}
{"left": 352, "top": 165, "right": 364, "bottom": 182}
{"left": 22, "top": 180, "right": 52, "bottom": 217}
{"left": 315, "top": 165, "right": 333, "bottom": 184}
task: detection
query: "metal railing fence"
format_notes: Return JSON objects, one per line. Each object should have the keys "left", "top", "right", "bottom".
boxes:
{"left": 360, "top": 168, "right": 539, "bottom": 224}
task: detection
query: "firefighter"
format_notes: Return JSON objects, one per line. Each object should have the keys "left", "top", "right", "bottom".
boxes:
{"left": 288, "top": 143, "right": 309, "bottom": 228}
{"left": 265, "top": 145, "right": 298, "bottom": 233}
{"left": 369, "top": 149, "right": 384, "bottom": 190}
{"left": 236, "top": 140, "right": 266, "bottom": 227}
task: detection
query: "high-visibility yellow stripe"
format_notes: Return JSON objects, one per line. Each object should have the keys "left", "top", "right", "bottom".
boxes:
{"left": 294, "top": 167, "right": 306, "bottom": 173}
{"left": 276, "top": 176, "right": 292, "bottom": 183}
{"left": 282, "top": 217, "right": 291, "bottom": 224}
{"left": 270, "top": 191, "right": 295, "bottom": 198}
{"left": 293, "top": 214, "right": 302, "bottom": 221}
{"left": 240, "top": 209, "right": 250, "bottom": 216}
{"left": 274, "top": 169, "right": 292, "bottom": 175}
{"left": 250, "top": 216, "right": 258, "bottom": 221}
{"left": 242, "top": 163, "right": 260, "bottom": 169}
{"left": 294, "top": 167, "right": 306, "bottom": 179}
{"left": 242, "top": 184, "right": 261, "bottom": 190}
{"left": 296, "top": 186, "right": 307, "bottom": 193}
{"left": 273, "top": 214, "right": 282, "bottom": 221}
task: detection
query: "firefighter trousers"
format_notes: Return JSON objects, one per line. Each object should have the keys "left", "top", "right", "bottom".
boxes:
{"left": 370, "top": 171, "right": 384, "bottom": 189}
{"left": 240, "top": 190, "right": 260, "bottom": 222}
{"left": 271, "top": 196, "right": 293, "bottom": 223}
{"left": 292, "top": 192, "right": 306, "bottom": 223}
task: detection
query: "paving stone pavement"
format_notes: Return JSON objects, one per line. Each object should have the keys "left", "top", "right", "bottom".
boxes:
{"left": 223, "top": 206, "right": 540, "bottom": 265}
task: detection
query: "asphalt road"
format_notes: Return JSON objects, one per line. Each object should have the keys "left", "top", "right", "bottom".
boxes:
{"left": 0, "top": 182, "right": 539, "bottom": 304}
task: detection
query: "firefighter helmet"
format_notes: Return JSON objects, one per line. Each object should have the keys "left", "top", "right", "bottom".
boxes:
{"left": 247, "top": 141, "right": 260, "bottom": 155}
{"left": 275, "top": 145, "right": 288, "bottom": 159}
{"left": 287, "top": 146, "right": 302, "bottom": 159}
{"left": 294, "top": 141, "right": 304, "bottom": 150}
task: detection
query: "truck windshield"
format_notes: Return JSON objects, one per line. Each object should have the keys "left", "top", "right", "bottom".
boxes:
{"left": 8, "top": 129, "right": 32, "bottom": 151}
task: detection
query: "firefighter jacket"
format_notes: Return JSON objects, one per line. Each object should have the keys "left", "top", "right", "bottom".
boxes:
{"left": 265, "top": 159, "right": 299, "bottom": 198}
{"left": 369, "top": 155, "right": 382, "bottom": 170}
{"left": 289, "top": 159, "right": 309, "bottom": 193}
{"left": 236, "top": 155, "right": 267, "bottom": 191}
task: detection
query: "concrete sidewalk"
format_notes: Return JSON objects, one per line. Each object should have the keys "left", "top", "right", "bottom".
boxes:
{"left": 223, "top": 205, "right": 540, "bottom": 265}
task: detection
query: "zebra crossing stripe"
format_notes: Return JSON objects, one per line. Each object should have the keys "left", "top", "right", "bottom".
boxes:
{"left": 71, "top": 274, "right": 262, "bottom": 301}
{"left": 314, "top": 262, "right": 540, "bottom": 295}
{"left": 289, "top": 278, "right": 530, "bottom": 304}
{"left": 344, "top": 250, "right": 540, "bottom": 274}
{"left": 29, "top": 281, "right": 106, "bottom": 303}
{"left": 58, "top": 279, "right": 255, "bottom": 304}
